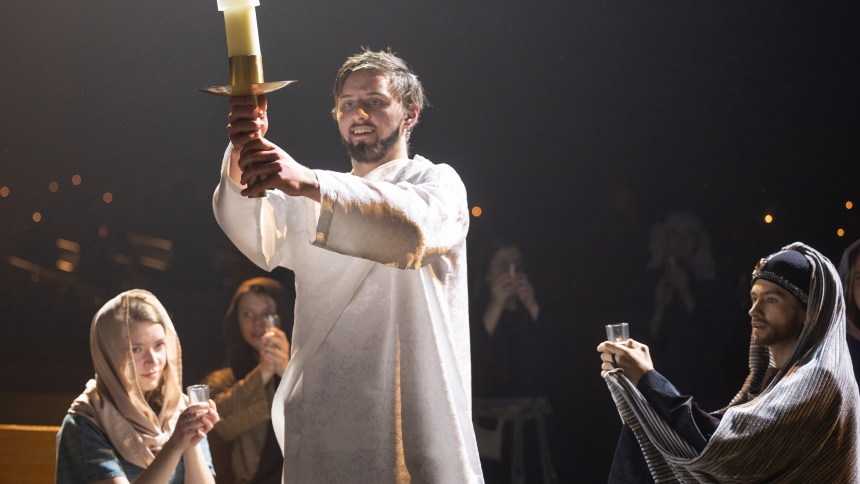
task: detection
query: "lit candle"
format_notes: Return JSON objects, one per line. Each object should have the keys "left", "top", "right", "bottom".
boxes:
{"left": 219, "top": 0, "right": 261, "bottom": 58}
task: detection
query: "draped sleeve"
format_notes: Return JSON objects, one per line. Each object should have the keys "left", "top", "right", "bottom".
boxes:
{"left": 212, "top": 144, "right": 318, "bottom": 272}
{"left": 312, "top": 158, "right": 468, "bottom": 270}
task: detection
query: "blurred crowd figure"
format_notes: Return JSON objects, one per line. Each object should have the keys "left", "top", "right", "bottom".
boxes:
{"left": 839, "top": 239, "right": 860, "bottom": 379}
{"left": 627, "top": 212, "right": 739, "bottom": 410}
{"left": 471, "top": 241, "right": 551, "bottom": 399}
{"left": 470, "top": 241, "right": 557, "bottom": 483}
{"left": 202, "top": 278, "right": 294, "bottom": 484}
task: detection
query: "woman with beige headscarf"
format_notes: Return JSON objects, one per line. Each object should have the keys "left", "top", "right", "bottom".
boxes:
{"left": 56, "top": 290, "right": 220, "bottom": 484}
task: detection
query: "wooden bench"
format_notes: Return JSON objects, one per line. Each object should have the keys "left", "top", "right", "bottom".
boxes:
{"left": 0, "top": 424, "right": 59, "bottom": 484}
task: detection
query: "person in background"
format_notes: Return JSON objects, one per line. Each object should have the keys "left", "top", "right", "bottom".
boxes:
{"left": 471, "top": 241, "right": 547, "bottom": 398}
{"left": 628, "top": 212, "right": 735, "bottom": 409}
{"left": 202, "top": 278, "right": 292, "bottom": 484}
{"left": 56, "top": 290, "right": 219, "bottom": 484}
{"left": 470, "top": 241, "right": 555, "bottom": 483}
{"left": 838, "top": 238, "right": 860, "bottom": 378}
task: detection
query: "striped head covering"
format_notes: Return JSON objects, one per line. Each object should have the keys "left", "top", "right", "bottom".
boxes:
{"left": 605, "top": 242, "right": 860, "bottom": 483}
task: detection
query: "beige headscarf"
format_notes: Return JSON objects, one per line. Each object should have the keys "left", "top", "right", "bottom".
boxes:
{"left": 69, "top": 289, "right": 187, "bottom": 469}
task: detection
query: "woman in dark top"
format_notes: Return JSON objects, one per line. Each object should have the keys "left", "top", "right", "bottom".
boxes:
{"left": 470, "top": 242, "right": 556, "bottom": 483}
{"left": 471, "top": 242, "right": 548, "bottom": 398}
{"left": 839, "top": 239, "right": 860, "bottom": 379}
{"left": 628, "top": 212, "right": 737, "bottom": 410}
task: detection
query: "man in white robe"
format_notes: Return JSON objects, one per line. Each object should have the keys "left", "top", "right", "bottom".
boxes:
{"left": 212, "top": 49, "right": 483, "bottom": 483}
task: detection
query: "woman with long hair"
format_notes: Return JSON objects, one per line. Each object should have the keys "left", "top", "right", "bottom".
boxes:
{"left": 56, "top": 290, "right": 219, "bottom": 484}
{"left": 202, "top": 278, "right": 293, "bottom": 484}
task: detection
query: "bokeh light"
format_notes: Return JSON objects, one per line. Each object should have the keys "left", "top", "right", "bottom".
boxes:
{"left": 72, "top": 175, "right": 82, "bottom": 185}
{"left": 103, "top": 192, "right": 113, "bottom": 203}
{"left": 49, "top": 182, "right": 58, "bottom": 192}
{"left": 764, "top": 214, "right": 773, "bottom": 224}
{"left": 838, "top": 229, "right": 845, "bottom": 237}
{"left": 56, "top": 260, "right": 74, "bottom": 272}
{"left": 847, "top": 201, "right": 854, "bottom": 210}
{"left": 32, "top": 212, "right": 42, "bottom": 222}
{"left": 98, "top": 225, "right": 109, "bottom": 237}
{"left": 0, "top": 187, "right": 8, "bottom": 197}
{"left": 471, "top": 206, "right": 482, "bottom": 217}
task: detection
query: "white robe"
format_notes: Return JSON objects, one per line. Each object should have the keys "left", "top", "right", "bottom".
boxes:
{"left": 213, "top": 146, "right": 483, "bottom": 484}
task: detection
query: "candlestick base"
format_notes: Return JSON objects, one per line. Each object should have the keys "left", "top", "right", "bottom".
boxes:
{"left": 198, "top": 80, "right": 295, "bottom": 97}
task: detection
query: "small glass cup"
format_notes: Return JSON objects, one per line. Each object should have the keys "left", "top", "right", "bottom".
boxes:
{"left": 187, "top": 384, "right": 209, "bottom": 405}
{"left": 605, "top": 323, "right": 629, "bottom": 343}
{"left": 264, "top": 314, "right": 279, "bottom": 333}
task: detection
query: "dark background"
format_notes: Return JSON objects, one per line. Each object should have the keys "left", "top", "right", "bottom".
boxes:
{"left": 0, "top": 0, "right": 857, "bottom": 481}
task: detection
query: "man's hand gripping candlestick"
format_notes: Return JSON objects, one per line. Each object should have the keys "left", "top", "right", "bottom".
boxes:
{"left": 247, "top": 95, "right": 266, "bottom": 198}
{"left": 226, "top": 94, "right": 321, "bottom": 201}
{"left": 226, "top": 95, "right": 268, "bottom": 197}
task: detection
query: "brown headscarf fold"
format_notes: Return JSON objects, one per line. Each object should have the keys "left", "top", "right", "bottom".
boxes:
{"left": 69, "top": 289, "right": 187, "bottom": 469}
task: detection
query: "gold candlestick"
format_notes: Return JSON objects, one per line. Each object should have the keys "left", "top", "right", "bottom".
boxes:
{"left": 200, "top": 54, "right": 293, "bottom": 197}
{"left": 199, "top": 57, "right": 294, "bottom": 198}
{"left": 200, "top": 55, "right": 293, "bottom": 97}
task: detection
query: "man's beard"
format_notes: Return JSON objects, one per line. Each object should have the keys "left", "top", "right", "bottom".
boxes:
{"left": 752, "top": 312, "right": 804, "bottom": 347}
{"left": 341, "top": 125, "right": 401, "bottom": 164}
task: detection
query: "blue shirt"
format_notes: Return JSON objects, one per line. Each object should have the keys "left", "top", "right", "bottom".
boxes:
{"left": 56, "top": 413, "right": 215, "bottom": 484}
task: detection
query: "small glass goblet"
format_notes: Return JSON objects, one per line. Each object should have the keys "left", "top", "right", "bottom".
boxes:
{"left": 187, "top": 384, "right": 209, "bottom": 405}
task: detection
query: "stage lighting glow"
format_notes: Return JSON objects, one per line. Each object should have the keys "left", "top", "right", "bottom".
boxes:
{"left": 56, "top": 238, "right": 81, "bottom": 252}
{"left": 0, "top": 187, "right": 8, "bottom": 197}
{"left": 139, "top": 256, "right": 169, "bottom": 271}
{"left": 471, "top": 206, "right": 482, "bottom": 217}
{"left": 128, "top": 233, "right": 173, "bottom": 251}
{"left": 103, "top": 192, "right": 113, "bottom": 203}
{"left": 33, "top": 212, "right": 42, "bottom": 222}
{"left": 838, "top": 229, "right": 845, "bottom": 237}
{"left": 56, "top": 260, "right": 74, "bottom": 272}
{"left": 72, "top": 175, "right": 82, "bottom": 185}
{"left": 49, "top": 182, "right": 58, "bottom": 192}
{"left": 764, "top": 214, "right": 773, "bottom": 224}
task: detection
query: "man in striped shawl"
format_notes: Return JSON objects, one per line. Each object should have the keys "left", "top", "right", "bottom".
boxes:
{"left": 598, "top": 243, "right": 860, "bottom": 483}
